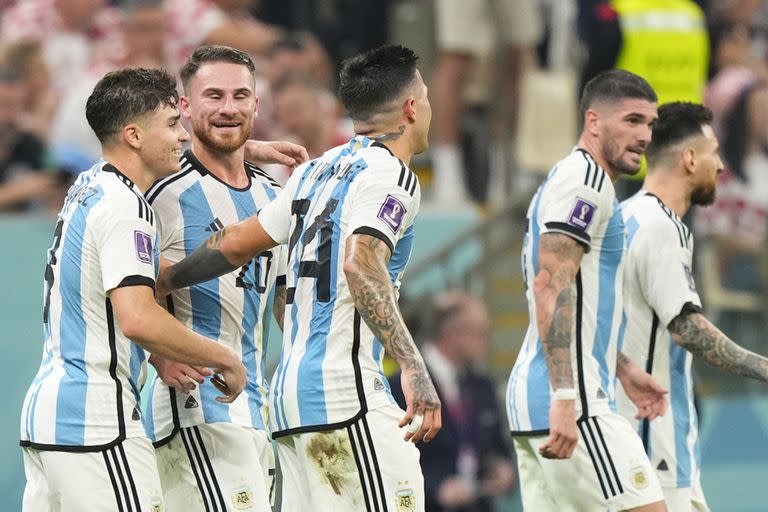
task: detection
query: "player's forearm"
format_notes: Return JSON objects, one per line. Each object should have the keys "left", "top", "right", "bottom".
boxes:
{"left": 273, "top": 284, "right": 286, "bottom": 331}
{"left": 669, "top": 312, "right": 768, "bottom": 382}
{"left": 616, "top": 351, "right": 635, "bottom": 379}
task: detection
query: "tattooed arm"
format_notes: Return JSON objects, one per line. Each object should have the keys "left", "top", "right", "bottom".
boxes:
{"left": 272, "top": 283, "right": 287, "bottom": 331}
{"left": 156, "top": 215, "right": 278, "bottom": 296}
{"left": 344, "top": 233, "right": 441, "bottom": 444}
{"left": 669, "top": 310, "right": 768, "bottom": 381}
{"left": 534, "top": 233, "right": 583, "bottom": 459}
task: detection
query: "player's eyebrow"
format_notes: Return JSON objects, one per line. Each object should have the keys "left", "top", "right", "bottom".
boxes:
{"left": 202, "top": 86, "right": 253, "bottom": 96}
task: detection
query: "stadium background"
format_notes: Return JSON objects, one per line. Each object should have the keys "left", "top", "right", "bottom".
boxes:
{"left": 2, "top": 1, "right": 768, "bottom": 510}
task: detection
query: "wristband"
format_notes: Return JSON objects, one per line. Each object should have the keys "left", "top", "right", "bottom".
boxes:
{"left": 552, "top": 388, "right": 577, "bottom": 401}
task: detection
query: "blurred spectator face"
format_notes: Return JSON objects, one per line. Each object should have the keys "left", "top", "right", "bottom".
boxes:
{"left": 595, "top": 98, "right": 657, "bottom": 176}
{"left": 691, "top": 124, "right": 725, "bottom": 206}
{"left": 125, "top": 5, "right": 165, "bottom": 66}
{"left": 442, "top": 299, "right": 491, "bottom": 366}
{"left": 181, "top": 61, "right": 258, "bottom": 153}
{"left": 748, "top": 86, "right": 768, "bottom": 146}
{"left": 273, "top": 82, "right": 322, "bottom": 146}
{"left": 54, "top": 0, "right": 105, "bottom": 32}
{"left": 0, "top": 78, "right": 22, "bottom": 146}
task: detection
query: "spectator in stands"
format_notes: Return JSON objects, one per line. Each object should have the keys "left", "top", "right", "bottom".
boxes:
{"left": 0, "top": 0, "right": 126, "bottom": 95}
{"left": 389, "top": 292, "right": 517, "bottom": 512}
{"left": 429, "top": 0, "right": 542, "bottom": 204}
{"left": 164, "top": 0, "right": 331, "bottom": 82}
{"left": 0, "top": 67, "right": 58, "bottom": 212}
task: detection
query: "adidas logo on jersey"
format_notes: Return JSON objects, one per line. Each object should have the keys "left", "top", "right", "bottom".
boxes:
{"left": 132, "top": 406, "right": 141, "bottom": 421}
{"left": 657, "top": 459, "right": 669, "bottom": 471}
{"left": 185, "top": 395, "right": 199, "bottom": 409}
{"left": 596, "top": 388, "right": 606, "bottom": 399}
{"left": 204, "top": 217, "right": 225, "bottom": 232}
{"left": 374, "top": 378, "right": 385, "bottom": 391}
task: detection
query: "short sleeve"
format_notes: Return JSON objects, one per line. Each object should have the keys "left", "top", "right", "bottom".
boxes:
{"left": 258, "top": 175, "right": 298, "bottom": 245}
{"left": 346, "top": 163, "right": 420, "bottom": 254}
{"left": 539, "top": 172, "right": 606, "bottom": 251}
{"left": 635, "top": 227, "right": 701, "bottom": 326}
{"left": 97, "top": 214, "right": 157, "bottom": 292}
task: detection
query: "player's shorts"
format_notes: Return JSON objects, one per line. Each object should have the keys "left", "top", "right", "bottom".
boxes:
{"left": 22, "top": 437, "right": 164, "bottom": 511}
{"left": 663, "top": 478, "right": 710, "bottom": 512}
{"left": 155, "top": 423, "right": 273, "bottom": 511}
{"left": 435, "top": 0, "right": 542, "bottom": 54}
{"left": 276, "top": 404, "right": 424, "bottom": 512}
{"left": 513, "top": 413, "right": 664, "bottom": 511}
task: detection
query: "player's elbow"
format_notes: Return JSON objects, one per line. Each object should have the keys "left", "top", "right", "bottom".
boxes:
{"left": 114, "top": 306, "right": 152, "bottom": 341}
{"left": 343, "top": 258, "right": 362, "bottom": 281}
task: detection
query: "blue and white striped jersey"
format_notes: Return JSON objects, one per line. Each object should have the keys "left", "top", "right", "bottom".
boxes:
{"left": 257, "top": 136, "right": 419, "bottom": 437}
{"left": 20, "top": 161, "right": 158, "bottom": 450}
{"left": 143, "top": 150, "right": 286, "bottom": 444}
{"left": 617, "top": 190, "right": 702, "bottom": 489}
{"left": 507, "top": 148, "right": 626, "bottom": 434}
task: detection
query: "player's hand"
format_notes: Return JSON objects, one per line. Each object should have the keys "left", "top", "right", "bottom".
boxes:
{"left": 539, "top": 399, "right": 578, "bottom": 459}
{"left": 398, "top": 365, "right": 442, "bottom": 443}
{"left": 149, "top": 354, "right": 212, "bottom": 393}
{"left": 213, "top": 350, "right": 247, "bottom": 403}
{"left": 619, "top": 365, "right": 668, "bottom": 420}
{"left": 243, "top": 140, "right": 309, "bottom": 168}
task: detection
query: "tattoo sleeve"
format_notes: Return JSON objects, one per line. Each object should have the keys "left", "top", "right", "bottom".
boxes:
{"left": 669, "top": 311, "right": 768, "bottom": 382}
{"left": 345, "top": 234, "right": 439, "bottom": 409}
{"left": 164, "top": 229, "right": 239, "bottom": 291}
{"left": 534, "top": 233, "right": 584, "bottom": 391}
{"left": 272, "top": 284, "right": 286, "bottom": 331}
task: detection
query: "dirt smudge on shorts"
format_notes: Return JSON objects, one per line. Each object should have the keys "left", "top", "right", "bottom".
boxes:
{"left": 306, "top": 431, "right": 356, "bottom": 495}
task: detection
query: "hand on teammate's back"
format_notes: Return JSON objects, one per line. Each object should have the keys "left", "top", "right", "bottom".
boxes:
{"left": 243, "top": 139, "right": 309, "bottom": 168}
{"left": 398, "top": 366, "right": 442, "bottom": 444}
{"left": 539, "top": 399, "right": 578, "bottom": 459}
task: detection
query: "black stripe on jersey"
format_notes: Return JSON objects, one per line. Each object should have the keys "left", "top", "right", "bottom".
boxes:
{"left": 146, "top": 163, "right": 195, "bottom": 204}
{"left": 107, "top": 446, "right": 134, "bottom": 511}
{"left": 352, "top": 227, "right": 395, "bottom": 254}
{"left": 106, "top": 299, "right": 127, "bottom": 440}
{"left": 578, "top": 420, "right": 609, "bottom": 500}
{"left": 577, "top": 149, "right": 606, "bottom": 192}
{"left": 152, "top": 295, "right": 183, "bottom": 448}
{"left": 398, "top": 163, "right": 406, "bottom": 188}
{"left": 575, "top": 272, "right": 589, "bottom": 419}
{"left": 180, "top": 428, "right": 214, "bottom": 512}
{"left": 579, "top": 418, "right": 624, "bottom": 500}
{"left": 347, "top": 424, "right": 374, "bottom": 512}
{"left": 354, "top": 421, "right": 382, "bottom": 512}
{"left": 362, "top": 416, "right": 389, "bottom": 512}
{"left": 117, "top": 443, "right": 142, "bottom": 511}
{"left": 276, "top": 274, "right": 286, "bottom": 287}
{"left": 641, "top": 313, "right": 660, "bottom": 452}
{"left": 648, "top": 193, "right": 690, "bottom": 248}
{"left": 246, "top": 161, "right": 281, "bottom": 188}
{"left": 398, "top": 162, "right": 417, "bottom": 197}
{"left": 103, "top": 449, "right": 127, "bottom": 512}
{"left": 580, "top": 150, "right": 594, "bottom": 187}
{"left": 193, "top": 426, "right": 227, "bottom": 507}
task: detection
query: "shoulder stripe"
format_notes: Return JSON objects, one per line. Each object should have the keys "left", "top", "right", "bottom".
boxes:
{"left": 578, "top": 150, "right": 606, "bottom": 191}
{"left": 146, "top": 162, "right": 195, "bottom": 204}
{"left": 653, "top": 196, "right": 689, "bottom": 248}
{"left": 596, "top": 167, "right": 606, "bottom": 192}
{"left": 397, "top": 162, "right": 417, "bottom": 197}
{"left": 246, "top": 162, "right": 281, "bottom": 188}
{"left": 581, "top": 151, "right": 594, "bottom": 187}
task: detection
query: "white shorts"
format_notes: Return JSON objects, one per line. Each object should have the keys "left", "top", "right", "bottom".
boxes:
{"left": 155, "top": 423, "right": 273, "bottom": 511}
{"left": 22, "top": 437, "right": 164, "bottom": 511}
{"left": 276, "top": 404, "right": 424, "bottom": 512}
{"left": 435, "top": 0, "right": 542, "bottom": 54}
{"left": 664, "top": 479, "right": 710, "bottom": 512}
{"left": 513, "top": 413, "right": 664, "bottom": 512}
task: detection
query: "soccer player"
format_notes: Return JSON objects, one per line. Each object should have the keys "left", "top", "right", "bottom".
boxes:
{"left": 618, "top": 101, "right": 768, "bottom": 512}
{"left": 156, "top": 44, "right": 441, "bottom": 512}
{"left": 143, "top": 45, "right": 288, "bottom": 511}
{"left": 19, "top": 68, "right": 247, "bottom": 511}
{"left": 506, "top": 69, "right": 670, "bottom": 511}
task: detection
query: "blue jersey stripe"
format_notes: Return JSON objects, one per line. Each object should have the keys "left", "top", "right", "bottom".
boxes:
{"left": 179, "top": 183, "right": 230, "bottom": 424}
{"left": 228, "top": 188, "right": 266, "bottom": 430}
{"left": 54, "top": 186, "right": 105, "bottom": 445}
{"left": 592, "top": 201, "right": 624, "bottom": 402}
{"left": 296, "top": 160, "right": 367, "bottom": 425}
{"left": 670, "top": 339, "right": 692, "bottom": 485}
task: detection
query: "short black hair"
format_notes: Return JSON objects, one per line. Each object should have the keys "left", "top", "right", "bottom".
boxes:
{"left": 579, "top": 69, "right": 657, "bottom": 123}
{"left": 86, "top": 67, "right": 178, "bottom": 144}
{"left": 338, "top": 44, "right": 419, "bottom": 121}
{"left": 179, "top": 45, "right": 256, "bottom": 91}
{"left": 646, "top": 102, "right": 713, "bottom": 167}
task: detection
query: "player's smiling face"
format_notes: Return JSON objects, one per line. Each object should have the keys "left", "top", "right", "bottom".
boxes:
{"left": 181, "top": 61, "right": 258, "bottom": 153}
{"left": 139, "top": 104, "right": 189, "bottom": 177}
{"left": 599, "top": 98, "right": 657, "bottom": 176}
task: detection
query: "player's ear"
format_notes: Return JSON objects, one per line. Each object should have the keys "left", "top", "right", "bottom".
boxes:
{"left": 682, "top": 146, "right": 696, "bottom": 175}
{"left": 404, "top": 97, "right": 417, "bottom": 123}
{"left": 253, "top": 95, "right": 259, "bottom": 117}
{"left": 123, "top": 123, "right": 142, "bottom": 150}
{"left": 584, "top": 109, "right": 600, "bottom": 137}
{"left": 179, "top": 96, "right": 192, "bottom": 119}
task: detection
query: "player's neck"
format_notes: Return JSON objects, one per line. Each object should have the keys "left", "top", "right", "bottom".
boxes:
{"left": 577, "top": 137, "right": 619, "bottom": 182}
{"left": 191, "top": 142, "right": 250, "bottom": 188}
{"left": 643, "top": 174, "right": 690, "bottom": 217}
{"left": 355, "top": 122, "right": 414, "bottom": 165}
{"left": 101, "top": 149, "right": 154, "bottom": 193}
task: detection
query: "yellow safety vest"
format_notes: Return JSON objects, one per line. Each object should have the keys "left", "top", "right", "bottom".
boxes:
{"left": 612, "top": 0, "right": 709, "bottom": 177}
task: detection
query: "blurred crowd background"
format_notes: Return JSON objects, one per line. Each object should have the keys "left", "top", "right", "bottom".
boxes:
{"left": 3, "top": 0, "right": 768, "bottom": 510}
